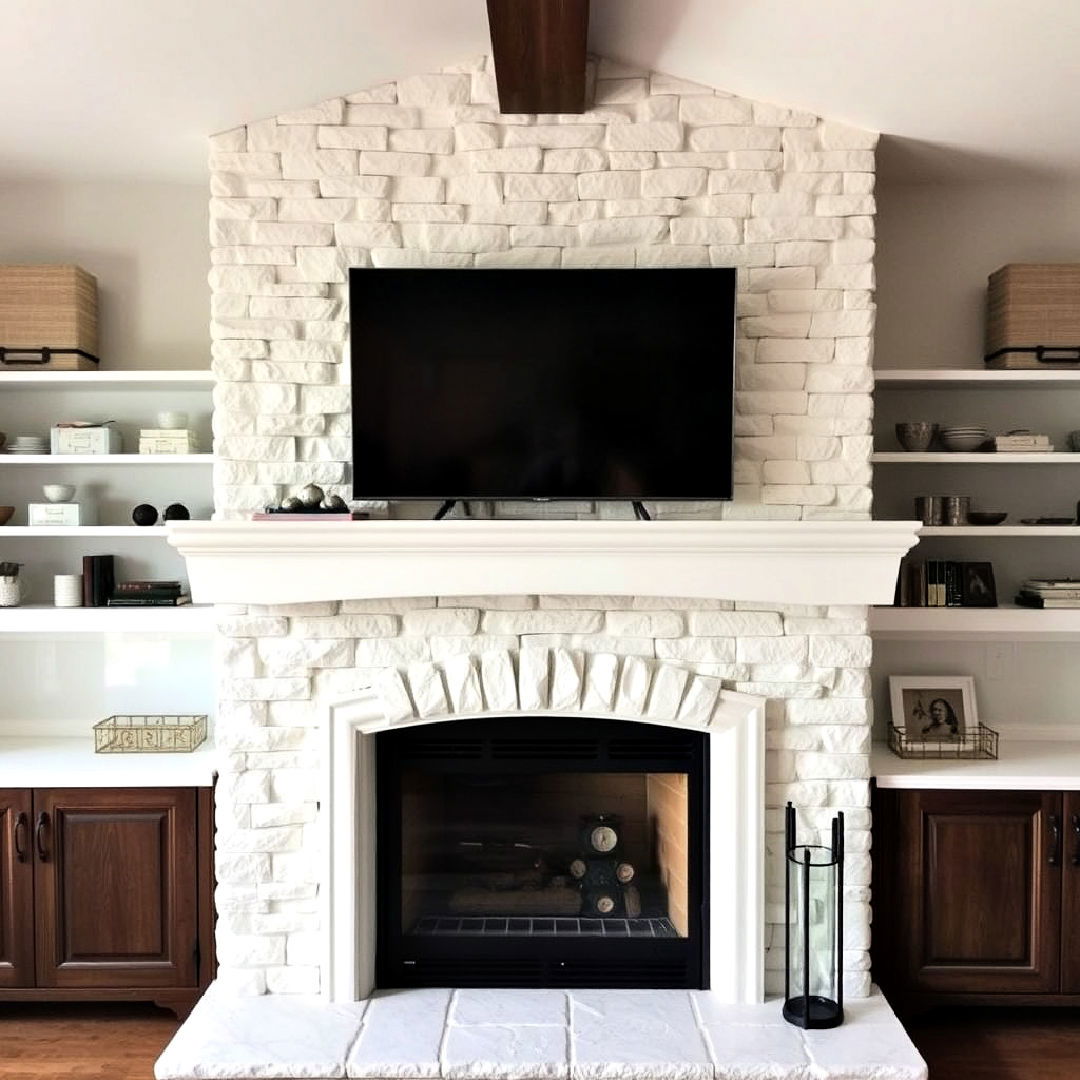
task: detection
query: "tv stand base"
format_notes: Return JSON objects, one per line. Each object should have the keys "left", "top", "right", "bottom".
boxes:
{"left": 632, "top": 501, "right": 652, "bottom": 521}
{"left": 432, "top": 501, "right": 652, "bottom": 520}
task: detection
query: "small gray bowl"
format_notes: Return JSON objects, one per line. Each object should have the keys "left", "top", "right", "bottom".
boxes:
{"left": 895, "top": 422, "right": 937, "bottom": 452}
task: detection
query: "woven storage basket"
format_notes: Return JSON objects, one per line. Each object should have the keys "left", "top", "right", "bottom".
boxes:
{"left": 0, "top": 265, "right": 99, "bottom": 370}
{"left": 985, "top": 263, "right": 1080, "bottom": 369}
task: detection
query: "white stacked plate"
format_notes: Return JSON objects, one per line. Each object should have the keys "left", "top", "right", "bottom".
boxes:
{"left": 941, "top": 426, "right": 989, "bottom": 452}
{"left": 7, "top": 435, "right": 49, "bottom": 455}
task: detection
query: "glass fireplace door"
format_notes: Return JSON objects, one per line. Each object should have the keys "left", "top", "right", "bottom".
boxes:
{"left": 375, "top": 717, "right": 707, "bottom": 989}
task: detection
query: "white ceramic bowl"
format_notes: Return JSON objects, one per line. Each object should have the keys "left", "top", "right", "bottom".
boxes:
{"left": 42, "top": 484, "right": 76, "bottom": 503}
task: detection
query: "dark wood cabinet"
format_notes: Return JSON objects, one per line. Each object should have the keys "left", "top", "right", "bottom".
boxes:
{"left": 873, "top": 784, "right": 1080, "bottom": 1009}
{"left": 0, "top": 789, "right": 34, "bottom": 988}
{"left": 0, "top": 786, "right": 214, "bottom": 1017}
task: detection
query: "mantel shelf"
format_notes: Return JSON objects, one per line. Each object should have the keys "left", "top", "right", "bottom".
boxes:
{"left": 166, "top": 519, "right": 922, "bottom": 607}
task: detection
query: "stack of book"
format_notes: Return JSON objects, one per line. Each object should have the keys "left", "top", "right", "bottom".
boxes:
{"left": 107, "top": 580, "right": 191, "bottom": 606}
{"left": 994, "top": 432, "right": 1053, "bottom": 453}
{"left": 138, "top": 429, "right": 200, "bottom": 455}
{"left": 896, "top": 560, "right": 964, "bottom": 606}
{"left": 1016, "top": 579, "right": 1080, "bottom": 609}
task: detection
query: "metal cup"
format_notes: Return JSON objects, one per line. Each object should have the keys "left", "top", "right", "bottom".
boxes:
{"left": 915, "top": 496, "right": 944, "bottom": 526}
{"left": 943, "top": 495, "right": 971, "bottom": 526}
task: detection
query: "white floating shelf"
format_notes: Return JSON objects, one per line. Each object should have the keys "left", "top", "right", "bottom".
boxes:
{"left": 873, "top": 452, "right": 1080, "bottom": 464}
{"left": 917, "top": 525, "right": 1080, "bottom": 537}
{"left": 870, "top": 604, "right": 1080, "bottom": 640}
{"left": 875, "top": 368, "right": 1080, "bottom": 389}
{"left": 0, "top": 454, "right": 212, "bottom": 465}
{"left": 0, "top": 526, "right": 177, "bottom": 538}
{"left": 0, "top": 369, "right": 214, "bottom": 389}
{"left": 0, "top": 604, "right": 217, "bottom": 634}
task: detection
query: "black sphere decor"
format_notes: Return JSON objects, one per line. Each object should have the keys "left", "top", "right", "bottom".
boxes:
{"left": 163, "top": 502, "right": 190, "bottom": 521}
{"left": 131, "top": 504, "right": 159, "bottom": 527}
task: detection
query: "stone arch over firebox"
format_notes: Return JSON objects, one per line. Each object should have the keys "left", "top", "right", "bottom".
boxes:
{"left": 321, "top": 649, "right": 766, "bottom": 1004}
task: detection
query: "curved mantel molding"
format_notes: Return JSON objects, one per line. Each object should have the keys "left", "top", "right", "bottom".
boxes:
{"left": 167, "top": 519, "right": 921, "bottom": 606}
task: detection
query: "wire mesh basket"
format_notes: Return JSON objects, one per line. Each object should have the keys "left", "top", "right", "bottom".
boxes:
{"left": 887, "top": 721, "right": 999, "bottom": 760}
{"left": 93, "top": 714, "right": 208, "bottom": 754}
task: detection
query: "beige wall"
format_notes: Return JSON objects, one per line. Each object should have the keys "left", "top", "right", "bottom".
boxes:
{"left": 875, "top": 180, "right": 1080, "bottom": 369}
{"left": 0, "top": 179, "right": 208, "bottom": 369}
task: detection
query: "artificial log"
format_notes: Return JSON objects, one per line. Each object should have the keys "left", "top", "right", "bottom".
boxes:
{"left": 485, "top": 0, "right": 590, "bottom": 114}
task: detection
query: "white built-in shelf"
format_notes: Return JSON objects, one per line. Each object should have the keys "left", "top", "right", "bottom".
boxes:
{"left": 0, "top": 454, "right": 212, "bottom": 466}
{"left": 918, "top": 525, "right": 1080, "bottom": 537}
{"left": 870, "top": 604, "right": 1080, "bottom": 640}
{"left": 873, "top": 452, "right": 1080, "bottom": 464}
{"left": 0, "top": 526, "right": 179, "bottom": 538}
{"left": 875, "top": 368, "right": 1080, "bottom": 389}
{"left": 872, "top": 740, "right": 1080, "bottom": 790}
{"left": 0, "top": 369, "right": 214, "bottom": 390}
{"left": 0, "top": 737, "right": 217, "bottom": 788}
{"left": 0, "top": 604, "right": 216, "bottom": 634}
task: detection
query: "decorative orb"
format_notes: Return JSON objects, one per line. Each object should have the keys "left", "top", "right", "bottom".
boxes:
{"left": 325, "top": 494, "right": 348, "bottom": 511}
{"left": 131, "top": 504, "right": 159, "bottom": 527}
{"left": 280, "top": 496, "right": 304, "bottom": 512}
{"left": 299, "top": 484, "right": 324, "bottom": 508}
{"left": 163, "top": 503, "right": 190, "bottom": 521}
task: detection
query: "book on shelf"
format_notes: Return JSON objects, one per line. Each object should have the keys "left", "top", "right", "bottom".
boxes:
{"left": 895, "top": 558, "right": 996, "bottom": 607}
{"left": 1015, "top": 592, "right": 1080, "bottom": 609}
{"left": 114, "top": 580, "right": 183, "bottom": 593}
{"left": 107, "top": 594, "right": 192, "bottom": 606}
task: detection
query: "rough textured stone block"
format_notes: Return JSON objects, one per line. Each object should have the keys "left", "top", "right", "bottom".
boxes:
{"left": 550, "top": 648, "right": 584, "bottom": 711}
{"left": 481, "top": 651, "right": 519, "bottom": 711}
{"left": 443, "top": 654, "right": 484, "bottom": 713}
{"left": 582, "top": 653, "right": 620, "bottom": 712}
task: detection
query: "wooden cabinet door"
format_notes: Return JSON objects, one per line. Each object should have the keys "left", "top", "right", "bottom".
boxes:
{"left": 0, "top": 789, "right": 34, "bottom": 987}
{"left": 897, "top": 789, "right": 1061, "bottom": 993}
{"left": 33, "top": 787, "right": 199, "bottom": 989}
{"left": 1061, "top": 791, "right": 1080, "bottom": 992}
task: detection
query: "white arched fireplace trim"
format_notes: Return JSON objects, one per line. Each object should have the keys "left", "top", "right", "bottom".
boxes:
{"left": 321, "top": 654, "right": 766, "bottom": 1005}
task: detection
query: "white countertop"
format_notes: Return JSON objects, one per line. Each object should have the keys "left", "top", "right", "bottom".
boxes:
{"left": 0, "top": 737, "right": 217, "bottom": 788}
{"left": 872, "top": 739, "right": 1080, "bottom": 790}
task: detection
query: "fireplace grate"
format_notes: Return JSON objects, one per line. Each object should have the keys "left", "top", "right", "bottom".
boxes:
{"left": 410, "top": 915, "right": 679, "bottom": 938}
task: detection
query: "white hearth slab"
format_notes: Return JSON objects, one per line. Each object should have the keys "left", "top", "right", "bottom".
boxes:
{"left": 166, "top": 520, "right": 921, "bottom": 607}
{"left": 154, "top": 986, "right": 926, "bottom": 1080}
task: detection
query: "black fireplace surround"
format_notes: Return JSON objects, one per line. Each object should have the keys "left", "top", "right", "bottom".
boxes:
{"left": 375, "top": 716, "right": 709, "bottom": 989}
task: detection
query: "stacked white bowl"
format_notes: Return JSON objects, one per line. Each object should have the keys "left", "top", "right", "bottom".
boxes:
{"left": 7, "top": 435, "right": 48, "bottom": 455}
{"left": 53, "top": 574, "right": 83, "bottom": 607}
{"left": 940, "top": 426, "right": 989, "bottom": 451}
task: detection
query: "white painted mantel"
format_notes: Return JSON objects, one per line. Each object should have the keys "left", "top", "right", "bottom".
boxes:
{"left": 167, "top": 519, "right": 921, "bottom": 606}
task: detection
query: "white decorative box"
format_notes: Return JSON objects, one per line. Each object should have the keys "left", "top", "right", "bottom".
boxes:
{"left": 28, "top": 501, "right": 96, "bottom": 526}
{"left": 50, "top": 425, "right": 121, "bottom": 455}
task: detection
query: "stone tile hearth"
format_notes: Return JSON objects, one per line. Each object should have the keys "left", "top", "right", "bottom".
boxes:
{"left": 154, "top": 985, "right": 926, "bottom": 1080}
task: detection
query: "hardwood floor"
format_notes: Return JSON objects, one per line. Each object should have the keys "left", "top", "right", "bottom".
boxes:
{"left": 0, "top": 1004, "right": 179, "bottom": 1079}
{"left": 906, "top": 1008, "right": 1080, "bottom": 1080}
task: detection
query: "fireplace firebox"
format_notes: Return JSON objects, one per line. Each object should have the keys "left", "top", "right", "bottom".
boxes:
{"left": 375, "top": 717, "right": 708, "bottom": 989}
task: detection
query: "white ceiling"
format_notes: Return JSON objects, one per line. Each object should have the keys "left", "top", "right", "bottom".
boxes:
{"left": 2, "top": 0, "right": 1078, "bottom": 186}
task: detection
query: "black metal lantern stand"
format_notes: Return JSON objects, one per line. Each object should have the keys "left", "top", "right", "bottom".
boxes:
{"left": 783, "top": 802, "right": 844, "bottom": 1029}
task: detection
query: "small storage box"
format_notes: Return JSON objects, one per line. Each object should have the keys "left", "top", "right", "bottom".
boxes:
{"left": 0, "top": 265, "right": 99, "bottom": 370}
{"left": 28, "top": 502, "right": 96, "bottom": 527}
{"left": 985, "top": 263, "right": 1080, "bottom": 369}
{"left": 51, "top": 424, "right": 122, "bottom": 455}
{"left": 93, "top": 714, "right": 208, "bottom": 754}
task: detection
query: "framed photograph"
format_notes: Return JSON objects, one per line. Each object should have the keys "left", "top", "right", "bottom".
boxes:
{"left": 889, "top": 675, "right": 978, "bottom": 743}
{"left": 961, "top": 562, "right": 997, "bottom": 607}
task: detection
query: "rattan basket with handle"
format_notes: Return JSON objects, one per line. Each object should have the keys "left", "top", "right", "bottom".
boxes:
{"left": 0, "top": 265, "right": 99, "bottom": 370}
{"left": 985, "top": 263, "right": 1080, "bottom": 369}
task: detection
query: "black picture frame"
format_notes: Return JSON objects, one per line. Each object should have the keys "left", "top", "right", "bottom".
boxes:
{"left": 961, "top": 562, "right": 997, "bottom": 607}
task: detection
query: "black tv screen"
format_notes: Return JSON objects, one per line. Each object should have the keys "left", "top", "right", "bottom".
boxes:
{"left": 349, "top": 268, "right": 735, "bottom": 501}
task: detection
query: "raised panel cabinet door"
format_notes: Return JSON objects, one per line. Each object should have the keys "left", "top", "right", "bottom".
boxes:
{"left": 0, "top": 789, "right": 34, "bottom": 987}
{"left": 898, "top": 789, "right": 1062, "bottom": 994}
{"left": 33, "top": 787, "right": 198, "bottom": 989}
{"left": 1062, "top": 791, "right": 1080, "bottom": 992}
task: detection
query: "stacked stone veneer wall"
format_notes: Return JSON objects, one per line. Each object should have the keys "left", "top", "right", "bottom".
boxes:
{"left": 207, "top": 56, "right": 878, "bottom": 998}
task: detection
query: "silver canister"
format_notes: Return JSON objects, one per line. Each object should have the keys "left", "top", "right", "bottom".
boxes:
{"left": 943, "top": 495, "right": 971, "bottom": 526}
{"left": 914, "top": 496, "right": 944, "bottom": 526}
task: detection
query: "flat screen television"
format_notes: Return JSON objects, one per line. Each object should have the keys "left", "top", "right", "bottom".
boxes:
{"left": 349, "top": 267, "right": 735, "bottom": 502}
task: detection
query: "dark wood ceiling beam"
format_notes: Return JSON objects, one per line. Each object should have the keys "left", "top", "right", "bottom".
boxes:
{"left": 486, "top": 0, "right": 590, "bottom": 114}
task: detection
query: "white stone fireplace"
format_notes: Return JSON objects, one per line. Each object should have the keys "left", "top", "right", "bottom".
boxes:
{"left": 167, "top": 41, "right": 928, "bottom": 1023}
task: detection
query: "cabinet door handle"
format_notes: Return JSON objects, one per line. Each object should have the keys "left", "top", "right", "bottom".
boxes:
{"left": 13, "top": 812, "right": 28, "bottom": 863}
{"left": 1049, "top": 815, "right": 1062, "bottom": 867}
{"left": 34, "top": 811, "right": 49, "bottom": 862}
{"left": 1072, "top": 815, "right": 1080, "bottom": 868}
